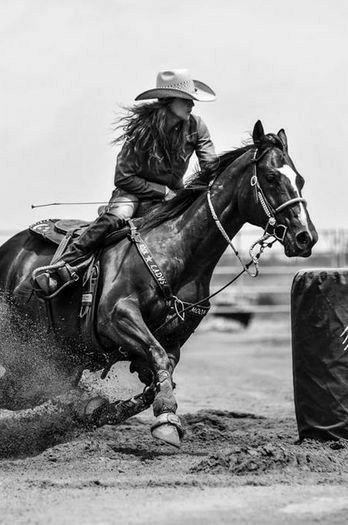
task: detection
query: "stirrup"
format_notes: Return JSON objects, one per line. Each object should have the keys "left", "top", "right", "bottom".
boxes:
{"left": 56, "top": 264, "right": 79, "bottom": 284}
{"left": 32, "top": 262, "right": 79, "bottom": 298}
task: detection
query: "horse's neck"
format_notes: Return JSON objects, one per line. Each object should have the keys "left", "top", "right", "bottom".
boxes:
{"left": 165, "top": 160, "right": 250, "bottom": 284}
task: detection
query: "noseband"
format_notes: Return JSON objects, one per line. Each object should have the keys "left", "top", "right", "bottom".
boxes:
{"left": 207, "top": 146, "right": 308, "bottom": 276}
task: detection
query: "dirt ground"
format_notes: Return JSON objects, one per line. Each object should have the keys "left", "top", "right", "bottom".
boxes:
{"left": 1, "top": 316, "right": 348, "bottom": 524}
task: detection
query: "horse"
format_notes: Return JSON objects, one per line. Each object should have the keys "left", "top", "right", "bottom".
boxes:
{"left": 0, "top": 121, "right": 318, "bottom": 447}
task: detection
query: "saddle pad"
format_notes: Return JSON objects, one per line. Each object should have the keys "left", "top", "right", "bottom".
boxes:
{"left": 29, "top": 218, "right": 90, "bottom": 246}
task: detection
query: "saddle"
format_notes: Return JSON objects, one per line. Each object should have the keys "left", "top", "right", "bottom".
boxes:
{"left": 29, "top": 218, "right": 130, "bottom": 247}
{"left": 29, "top": 217, "right": 132, "bottom": 301}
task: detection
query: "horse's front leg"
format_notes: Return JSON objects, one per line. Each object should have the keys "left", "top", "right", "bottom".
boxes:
{"left": 98, "top": 297, "right": 183, "bottom": 447}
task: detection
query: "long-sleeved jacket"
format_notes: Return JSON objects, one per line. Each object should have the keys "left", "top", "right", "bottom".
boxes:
{"left": 114, "top": 114, "right": 216, "bottom": 200}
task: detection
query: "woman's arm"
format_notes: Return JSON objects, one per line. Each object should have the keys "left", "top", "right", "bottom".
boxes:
{"left": 114, "top": 143, "right": 166, "bottom": 199}
{"left": 194, "top": 115, "right": 217, "bottom": 171}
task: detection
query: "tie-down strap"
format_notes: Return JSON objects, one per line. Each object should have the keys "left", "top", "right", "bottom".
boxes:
{"left": 128, "top": 220, "right": 173, "bottom": 304}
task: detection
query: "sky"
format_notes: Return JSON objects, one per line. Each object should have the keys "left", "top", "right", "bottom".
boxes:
{"left": 0, "top": 0, "right": 347, "bottom": 232}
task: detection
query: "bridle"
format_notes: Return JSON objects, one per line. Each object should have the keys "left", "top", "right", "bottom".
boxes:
{"left": 250, "top": 147, "right": 307, "bottom": 242}
{"left": 207, "top": 146, "right": 307, "bottom": 276}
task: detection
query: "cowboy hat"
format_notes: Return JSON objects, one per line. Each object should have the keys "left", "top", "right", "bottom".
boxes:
{"left": 135, "top": 69, "right": 216, "bottom": 102}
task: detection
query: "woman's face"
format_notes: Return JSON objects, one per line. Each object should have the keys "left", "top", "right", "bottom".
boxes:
{"left": 168, "top": 97, "right": 194, "bottom": 122}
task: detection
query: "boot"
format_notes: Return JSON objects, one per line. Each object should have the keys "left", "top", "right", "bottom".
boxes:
{"left": 33, "top": 213, "right": 126, "bottom": 295}
{"left": 61, "top": 213, "right": 126, "bottom": 265}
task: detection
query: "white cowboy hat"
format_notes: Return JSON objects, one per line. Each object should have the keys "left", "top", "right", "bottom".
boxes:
{"left": 135, "top": 69, "right": 216, "bottom": 102}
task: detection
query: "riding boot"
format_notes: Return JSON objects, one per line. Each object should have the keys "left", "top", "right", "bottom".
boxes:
{"left": 61, "top": 213, "right": 126, "bottom": 265}
{"left": 33, "top": 213, "right": 127, "bottom": 295}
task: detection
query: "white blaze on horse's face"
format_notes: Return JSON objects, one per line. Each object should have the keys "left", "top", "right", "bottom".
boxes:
{"left": 277, "top": 164, "right": 309, "bottom": 231}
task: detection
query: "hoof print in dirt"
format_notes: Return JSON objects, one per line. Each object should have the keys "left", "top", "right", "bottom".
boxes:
{"left": 191, "top": 441, "right": 348, "bottom": 476}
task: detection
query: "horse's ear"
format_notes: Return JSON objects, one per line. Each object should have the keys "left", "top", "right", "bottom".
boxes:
{"left": 252, "top": 120, "right": 265, "bottom": 145}
{"left": 277, "top": 128, "right": 288, "bottom": 151}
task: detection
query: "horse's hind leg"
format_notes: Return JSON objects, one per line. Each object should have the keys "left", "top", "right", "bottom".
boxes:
{"left": 99, "top": 298, "right": 183, "bottom": 447}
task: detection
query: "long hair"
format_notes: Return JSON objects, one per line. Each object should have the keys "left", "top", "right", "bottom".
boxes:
{"left": 112, "top": 100, "right": 188, "bottom": 174}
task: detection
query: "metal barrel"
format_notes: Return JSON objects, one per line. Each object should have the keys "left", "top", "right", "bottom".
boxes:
{"left": 291, "top": 268, "right": 348, "bottom": 440}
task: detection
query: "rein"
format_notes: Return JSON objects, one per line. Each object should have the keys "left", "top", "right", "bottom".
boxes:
{"left": 153, "top": 236, "right": 275, "bottom": 335}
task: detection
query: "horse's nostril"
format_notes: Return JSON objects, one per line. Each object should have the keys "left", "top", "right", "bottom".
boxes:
{"left": 296, "top": 231, "right": 311, "bottom": 247}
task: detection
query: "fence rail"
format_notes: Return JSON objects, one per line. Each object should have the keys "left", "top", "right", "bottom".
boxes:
{"left": 215, "top": 266, "right": 312, "bottom": 275}
{"left": 212, "top": 304, "right": 290, "bottom": 314}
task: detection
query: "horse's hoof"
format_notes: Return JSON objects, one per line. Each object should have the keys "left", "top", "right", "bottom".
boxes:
{"left": 151, "top": 412, "right": 183, "bottom": 448}
{"left": 84, "top": 396, "right": 107, "bottom": 417}
{"left": 152, "top": 423, "right": 181, "bottom": 448}
{"left": 74, "top": 396, "right": 108, "bottom": 422}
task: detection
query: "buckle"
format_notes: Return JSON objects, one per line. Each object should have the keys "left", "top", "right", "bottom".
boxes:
{"left": 57, "top": 264, "right": 79, "bottom": 283}
{"left": 265, "top": 218, "right": 287, "bottom": 242}
{"left": 273, "top": 224, "right": 287, "bottom": 242}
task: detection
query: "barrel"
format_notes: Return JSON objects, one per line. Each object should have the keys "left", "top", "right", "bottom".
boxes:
{"left": 291, "top": 268, "right": 348, "bottom": 440}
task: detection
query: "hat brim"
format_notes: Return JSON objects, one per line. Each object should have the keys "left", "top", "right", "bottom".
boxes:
{"left": 135, "top": 80, "right": 216, "bottom": 102}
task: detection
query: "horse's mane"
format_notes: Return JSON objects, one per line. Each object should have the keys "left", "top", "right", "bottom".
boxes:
{"left": 138, "top": 144, "right": 252, "bottom": 233}
{"left": 137, "top": 132, "right": 284, "bottom": 233}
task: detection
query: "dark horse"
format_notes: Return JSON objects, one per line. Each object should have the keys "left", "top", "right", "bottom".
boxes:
{"left": 0, "top": 121, "right": 317, "bottom": 447}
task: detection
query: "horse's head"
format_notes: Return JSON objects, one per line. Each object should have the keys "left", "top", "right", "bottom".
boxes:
{"left": 240, "top": 120, "right": 318, "bottom": 257}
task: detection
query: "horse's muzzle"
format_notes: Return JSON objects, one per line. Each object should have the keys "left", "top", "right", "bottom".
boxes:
{"left": 285, "top": 227, "right": 318, "bottom": 258}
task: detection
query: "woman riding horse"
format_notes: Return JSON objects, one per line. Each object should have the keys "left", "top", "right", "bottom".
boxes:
{"left": 0, "top": 119, "right": 318, "bottom": 447}
{"left": 35, "top": 69, "right": 217, "bottom": 295}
